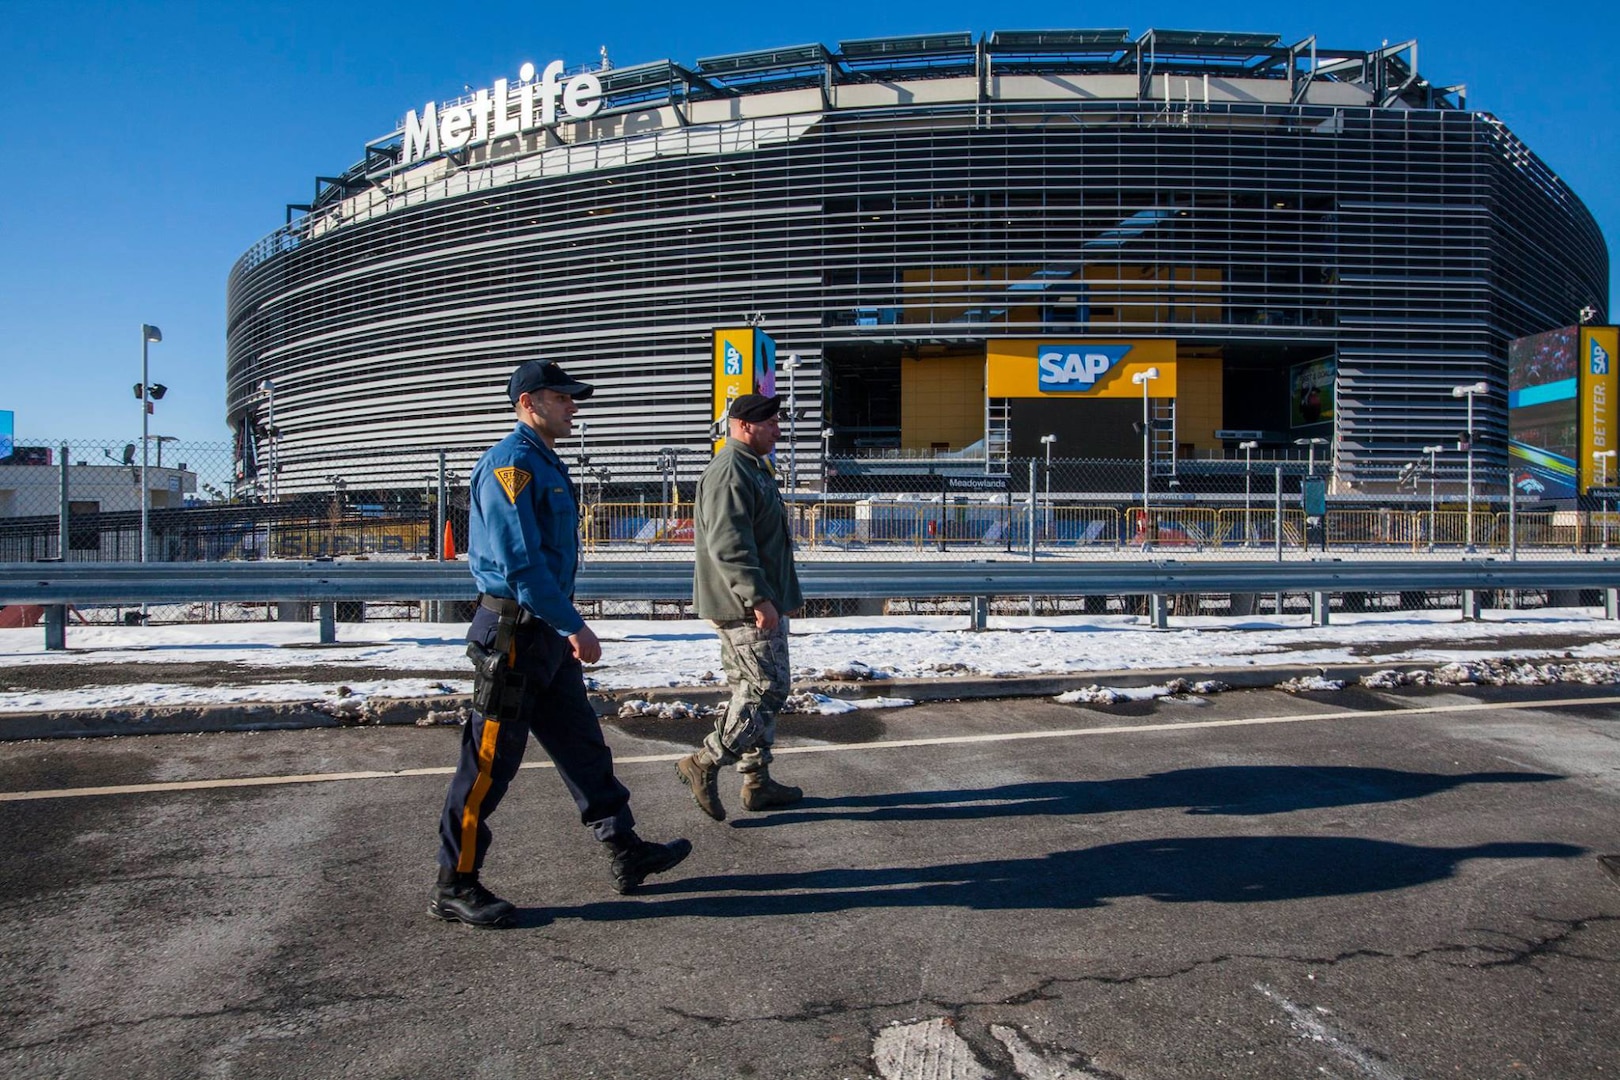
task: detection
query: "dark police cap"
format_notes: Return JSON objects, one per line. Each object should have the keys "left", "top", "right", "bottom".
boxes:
{"left": 728, "top": 393, "right": 780, "bottom": 422}
{"left": 507, "top": 359, "right": 594, "bottom": 404}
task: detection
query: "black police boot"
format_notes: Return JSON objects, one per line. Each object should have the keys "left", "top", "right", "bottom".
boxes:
{"left": 608, "top": 834, "right": 693, "bottom": 895}
{"left": 430, "top": 868, "right": 516, "bottom": 928}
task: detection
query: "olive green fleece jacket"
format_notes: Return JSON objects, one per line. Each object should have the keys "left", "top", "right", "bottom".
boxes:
{"left": 692, "top": 438, "right": 804, "bottom": 621}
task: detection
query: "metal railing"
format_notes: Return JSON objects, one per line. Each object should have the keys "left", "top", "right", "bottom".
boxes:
{"left": 5, "top": 558, "right": 1618, "bottom": 650}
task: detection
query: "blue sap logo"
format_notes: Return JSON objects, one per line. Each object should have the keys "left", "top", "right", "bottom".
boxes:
{"left": 1592, "top": 337, "right": 1610, "bottom": 376}
{"left": 1037, "top": 344, "right": 1133, "bottom": 392}
{"left": 724, "top": 342, "right": 743, "bottom": 376}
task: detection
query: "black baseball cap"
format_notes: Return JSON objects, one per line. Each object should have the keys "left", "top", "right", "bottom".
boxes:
{"left": 507, "top": 359, "right": 594, "bottom": 403}
{"left": 728, "top": 393, "right": 780, "bottom": 422}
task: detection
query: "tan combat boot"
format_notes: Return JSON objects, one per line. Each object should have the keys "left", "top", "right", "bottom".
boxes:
{"left": 676, "top": 753, "right": 726, "bottom": 821}
{"left": 741, "top": 767, "right": 804, "bottom": 811}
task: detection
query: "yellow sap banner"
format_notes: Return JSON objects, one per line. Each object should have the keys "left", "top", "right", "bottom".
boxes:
{"left": 1580, "top": 326, "right": 1618, "bottom": 492}
{"left": 713, "top": 328, "right": 755, "bottom": 444}
{"left": 986, "top": 339, "right": 1177, "bottom": 398}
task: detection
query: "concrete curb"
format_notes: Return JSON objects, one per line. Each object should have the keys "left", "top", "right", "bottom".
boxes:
{"left": 0, "top": 661, "right": 1424, "bottom": 741}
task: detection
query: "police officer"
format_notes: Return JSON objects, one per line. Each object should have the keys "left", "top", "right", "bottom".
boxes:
{"left": 432, "top": 359, "right": 691, "bottom": 928}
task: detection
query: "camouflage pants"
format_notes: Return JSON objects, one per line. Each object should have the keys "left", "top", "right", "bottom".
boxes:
{"left": 702, "top": 617, "right": 791, "bottom": 774}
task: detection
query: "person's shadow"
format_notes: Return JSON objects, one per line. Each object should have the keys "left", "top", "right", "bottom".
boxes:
{"left": 536, "top": 765, "right": 1580, "bottom": 923}
{"left": 725, "top": 765, "right": 1563, "bottom": 828}
{"left": 552, "top": 835, "right": 1584, "bottom": 922}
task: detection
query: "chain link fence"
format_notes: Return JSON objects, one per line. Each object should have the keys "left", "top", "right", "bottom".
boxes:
{"left": 4, "top": 437, "right": 1616, "bottom": 623}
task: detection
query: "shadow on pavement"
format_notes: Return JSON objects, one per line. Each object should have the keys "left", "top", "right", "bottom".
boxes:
{"left": 550, "top": 835, "right": 1584, "bottom": 922}
{"left": 727, "top": 765, "right": 1564, "bottom": 827}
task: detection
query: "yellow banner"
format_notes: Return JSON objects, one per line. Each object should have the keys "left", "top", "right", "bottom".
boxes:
{"left": 1580, "top": 326, "right": 1618, "bottom": 492}
{"left": 712, "top": 328, "right": 755, "bottom": 451}
{"left": 986, "top": 339, "right": 1177, "bottom": 398}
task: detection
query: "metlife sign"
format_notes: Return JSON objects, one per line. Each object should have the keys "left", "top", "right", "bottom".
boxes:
{"left": 1036, "top": 344, "right": 1133, "bottom": 392}
{"left": 401, "top": 60, "right": 603, "bottom": 166}
{"left": 986, "top": 339, "right": 1177, "bottom": 399}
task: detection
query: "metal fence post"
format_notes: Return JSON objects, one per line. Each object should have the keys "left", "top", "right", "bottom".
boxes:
{"left": 1311, "top": 591, "right": 1331, "bottom": 626}
{"left": 319, "top": 601, "right": 337, "bottom": 644}
{"left": 44, "top": 605, "right": 66, "bottom": 651}
{"left": 1606, "top": 588, "right": 1618, "bottom": 621}
{"left": 58, "top": 445, "right": 69, "bottom": 562}
{"left": 1150, "top": 593, "right": 1168, "bottom": 629}
{"left": 969, "top": 595, "right": 988, "bottom": 630}
{"left": 1274, "top": 467, "right": 1284, "bottom": 563}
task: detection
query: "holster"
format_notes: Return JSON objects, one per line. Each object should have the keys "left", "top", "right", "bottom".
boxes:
{"left": 466, "top": 602, "right": 526, "bottom": 721}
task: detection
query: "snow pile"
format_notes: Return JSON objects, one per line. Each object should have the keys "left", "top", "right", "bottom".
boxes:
{"left": 804, "top": 660, "right": 893, "bottom": 681}
{"left": 1360, "top": 658, "right": 1620, "bottom": 689}
{"left": 312, "top": 686, "right": 375, "bottom": 724}
{"left": 1055, "top": 677, "right": 1231, "bottom": 705}
{"left": 783, "top": 692, "right": 916, "bottom": 715}
{"left": 616, "top": 698, "right": 719, "bottom": 721}
{"left": 1277, "top": 675, "right": 1347, "bottom": 693}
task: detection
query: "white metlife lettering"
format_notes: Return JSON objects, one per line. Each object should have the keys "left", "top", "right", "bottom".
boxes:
{"left": 401, "top": 59, "right": 604, "bottom": 165}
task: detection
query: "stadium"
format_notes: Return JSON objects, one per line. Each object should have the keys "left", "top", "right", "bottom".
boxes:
{"left": 225, "top": 28, "right": 1608, "bottom": 498}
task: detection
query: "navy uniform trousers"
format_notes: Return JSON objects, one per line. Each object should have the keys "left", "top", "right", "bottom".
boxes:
{"left": 437, "top": 604, "right": 634, "bottom": 876}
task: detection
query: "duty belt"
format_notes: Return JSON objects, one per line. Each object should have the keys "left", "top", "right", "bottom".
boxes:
{"left": 478, "top": 594, "right": 535, "bottom": 625}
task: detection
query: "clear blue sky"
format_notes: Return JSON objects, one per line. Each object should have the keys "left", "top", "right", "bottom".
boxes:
{"left": 3, "top": 0, "right": 1616, "bottom": 445}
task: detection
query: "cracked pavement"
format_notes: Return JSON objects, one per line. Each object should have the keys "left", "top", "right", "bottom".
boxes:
{"left": 1, "top": 683, "right": 1618, "bottom": 1078}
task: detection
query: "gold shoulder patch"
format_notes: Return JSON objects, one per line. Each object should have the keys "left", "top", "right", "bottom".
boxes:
{"left": 494, "top": 466, "right": 532, "bottom": 503}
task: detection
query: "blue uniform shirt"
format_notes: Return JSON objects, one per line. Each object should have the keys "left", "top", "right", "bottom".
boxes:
{"left": 467, "top": 422, "right": 585, "bottom": 635}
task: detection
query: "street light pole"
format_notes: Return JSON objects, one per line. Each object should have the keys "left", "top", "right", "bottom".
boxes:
{"left": 1239, "top": 440, "right": 1258, "bottom": 545}
{"left": 258, "top": 379, "right": 277, "bottom": 503}
{"left": 783, "top": 353, "right": 800, "bottom": 492}
{"left": 1132, "top": 367, "right": 1159, "bottom": 545}
{"left": 139, "top": 324, "right": 162, "bottom": 562}
{"left": 1422, "top": 444, "right": 1443, "bottom": 551}
{"left": 1039, "top": 433, "right": 1056, "bottom": 542}
{"left": 1452, "top": 381, "right": 1488, "bottom": 549}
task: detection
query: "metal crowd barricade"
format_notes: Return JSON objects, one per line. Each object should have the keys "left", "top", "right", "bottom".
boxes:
{"left": 581, "top": 502, "right": 694, "bottom": 550}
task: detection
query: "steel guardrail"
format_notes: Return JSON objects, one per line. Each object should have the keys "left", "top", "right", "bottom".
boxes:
{"left": 5, "top": 558, "right": 1620, "bottom": 606}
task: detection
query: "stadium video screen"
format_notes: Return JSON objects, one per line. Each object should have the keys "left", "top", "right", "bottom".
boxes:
{"left": 1507, "top": 326, "right": 1579, "bottom": 499}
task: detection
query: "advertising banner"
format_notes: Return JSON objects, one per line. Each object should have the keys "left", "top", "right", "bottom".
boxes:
{"left": 986, "top": 340, "right": 1176, "bottom": 398}
{"left": 0, "top": 410, "right": 12, "bottom": 461}
{"left": 1508, "top": 326, "right": 1580, "bottom": 499}
{"left": 1579, "top": 326, "right": 1618, "bottom": 493}
{"left": 711, "top": 327, "right": 776, "bottom": 452}
{"left": 1288, "top": 357, "right": 1335, "bottom": 428}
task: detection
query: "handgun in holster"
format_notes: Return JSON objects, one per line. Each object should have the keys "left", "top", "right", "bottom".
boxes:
{"left": 467, "top": 601, "right": 526, "bottom": 721}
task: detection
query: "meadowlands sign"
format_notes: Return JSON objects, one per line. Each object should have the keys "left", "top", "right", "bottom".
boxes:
{"left": 401, "top": 60, "right": 603, "bottom": 165}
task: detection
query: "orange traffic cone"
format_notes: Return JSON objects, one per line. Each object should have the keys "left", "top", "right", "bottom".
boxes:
{"left": 442, "top": 520, "right": 456, "bottom": 560}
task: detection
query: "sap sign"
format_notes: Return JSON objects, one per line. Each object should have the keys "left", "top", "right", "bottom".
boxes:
{"left": 1037, "top": 345, "right": 1133, "bottom": 393}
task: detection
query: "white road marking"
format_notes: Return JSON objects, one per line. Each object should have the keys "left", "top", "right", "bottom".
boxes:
{"left": 872, "top": 1018, "right": 992, "bottom": 1080}
{"left": 1255, "top": 982, "right": 1409, "bottom": 1080}
{"left": 3, "top": 694, "right": 1615, "bottom": 804}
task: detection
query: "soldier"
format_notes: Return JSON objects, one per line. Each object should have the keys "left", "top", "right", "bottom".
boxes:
{"left": 432, "top": 359, "right": 691, "bottom": 928}
{"left": 677, "top": 393, "right": 806, "bottom": 821}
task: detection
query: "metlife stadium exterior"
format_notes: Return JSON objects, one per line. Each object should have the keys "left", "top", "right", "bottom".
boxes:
{"left": 226, "top": 29, "right": 1609, "bottom": 495}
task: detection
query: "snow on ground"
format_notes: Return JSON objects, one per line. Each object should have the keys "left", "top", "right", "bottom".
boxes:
{"left": 1, "top": 608, "right": 1617, "bottom": 714}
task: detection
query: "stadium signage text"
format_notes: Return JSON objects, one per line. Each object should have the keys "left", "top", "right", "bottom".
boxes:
{"left": 402, "top": 60, "right": 603, "bottom": 165}
{"left": 1037, "top": 344, "right": 1133, "bottom": 393}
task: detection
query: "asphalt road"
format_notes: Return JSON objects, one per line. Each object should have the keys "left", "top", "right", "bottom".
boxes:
{"left": 2, "top": 684, "right": 1618, "bottom": 1079}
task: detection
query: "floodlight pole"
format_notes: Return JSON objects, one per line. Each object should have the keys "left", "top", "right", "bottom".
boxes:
{"left": 783, "top": 353, "right": 800, "bottom": 492}
{"left": 1452, "top": 382, "right": 1487, "bottom": 549}
{"left": 1239, "top": 440, "right": 1258, "bottom": 545}
{"left": 139, "top": 324, "right": 161, "bottom": 562}
{"left": 1132, "top": 367, "right": 1159, "bottom": 545}
{"left": 1422, "top": 445, "right": 1443, "bottom": 551}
